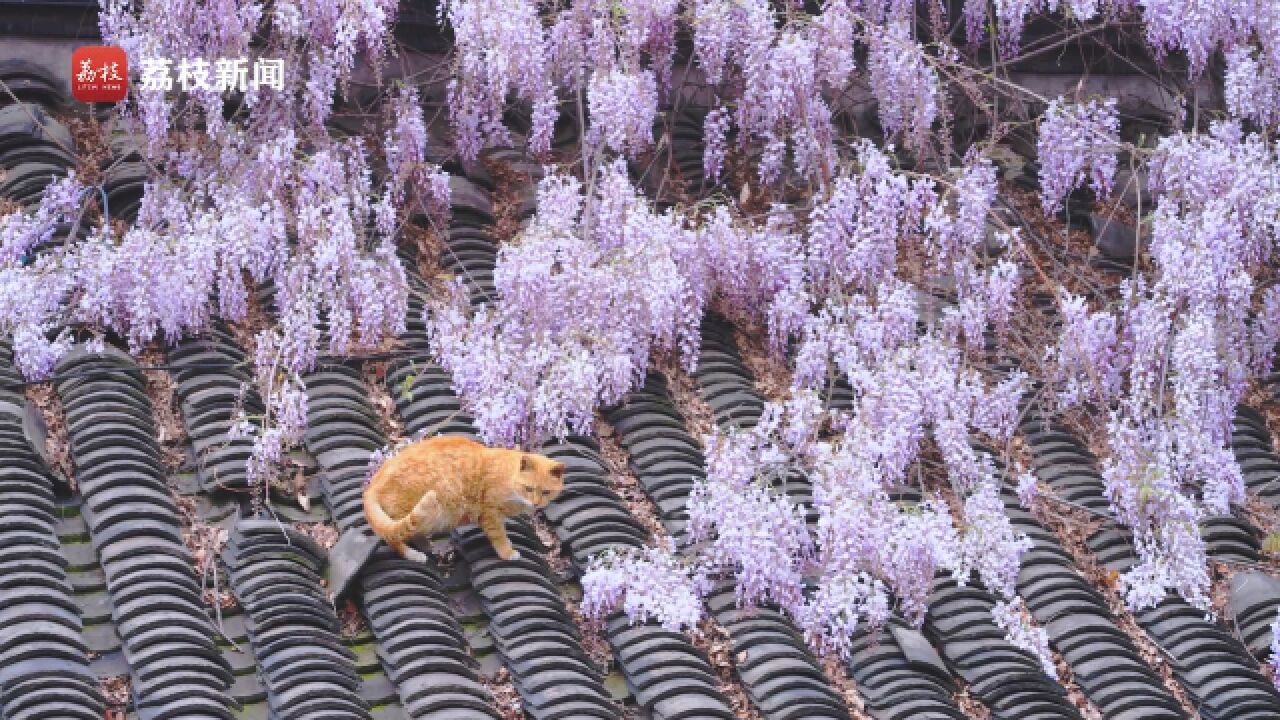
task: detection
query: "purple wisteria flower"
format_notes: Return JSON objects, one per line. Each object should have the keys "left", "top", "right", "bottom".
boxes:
{"left": 1037, "top": 96, "right": 1120, "bottom": 214}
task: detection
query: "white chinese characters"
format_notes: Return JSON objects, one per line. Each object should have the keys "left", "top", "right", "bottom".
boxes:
{"left": 76, "top": 58, "right": 125, "bottom": 84}
{"left": 139, "top": 57, "right": 285, "bottom": 93}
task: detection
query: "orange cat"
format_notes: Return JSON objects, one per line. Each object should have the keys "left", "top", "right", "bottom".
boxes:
{"left": 363, "top": 436, "right": 565, "bottom": 562}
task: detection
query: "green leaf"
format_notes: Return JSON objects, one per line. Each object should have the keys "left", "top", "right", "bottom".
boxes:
{"left": 1137, "top": 483, "right": 1154, "bottom": 504}
{"left": 1263, "top": 532, "right": 1280, "bottom": 556}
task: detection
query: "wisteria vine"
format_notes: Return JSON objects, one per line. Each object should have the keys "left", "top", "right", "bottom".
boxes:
{"left": 1, "top": 0, "right": 1279, "bottom": 684}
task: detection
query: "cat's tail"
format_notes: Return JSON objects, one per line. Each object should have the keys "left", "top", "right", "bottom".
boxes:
{"left": 364, "top": 487, "right": 437, "bottom": 546}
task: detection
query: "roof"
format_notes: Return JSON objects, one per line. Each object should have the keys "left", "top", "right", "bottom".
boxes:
{"left": 3, "top": 15, "right": 1280, "bottom": 720}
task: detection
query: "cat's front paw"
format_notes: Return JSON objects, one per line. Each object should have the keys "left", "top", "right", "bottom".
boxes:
{"left": 403, "top": 547, "right": 428, "bottom": 563}
{"left": 499, "top": 549, "right": 521, "bottom": 561}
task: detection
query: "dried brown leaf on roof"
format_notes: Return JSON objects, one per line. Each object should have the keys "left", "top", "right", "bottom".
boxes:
{"left": 63, "top": 113, "right": 108, "bottom": 187}
{"left": 654, "top": 357, "right": 715, "bottom": 443}
{"left": 726, "top": 152, "right": 773, "bottom": 219}
{"left": 732, "top": 323, "right": 791, "bottom": 405}
{"left": 954, "top": 682, "right": 992, "bottom": 720}
{"left": 338, "top": 597, "right": 370, "bottom": 640}
{"left": 139, "top": 346, "right": 187, "bottom": 471}
{"left": 1091, "top": 193, "right": 1139, "bottom": 231}
{"left": 481, "top": 154, "right": 529, "bottom": 244}
{"left": 695, "top": 617, "right": 764, "bottom": 720}
{"left": 202, "top": 586, "right": 237, "bottom": 611}
{"left": 1210, "top": 561, "right": 1235, "bottom": 627}
{"left": 1002, "top": 182, "right": 1125, "bottom": 302}
{"left": 1054, "top": 647, "right": 1103, "bottom": 720}
{"left": 225, "top": 275, "right": 272, "bottom": 356}
{"left": 274, "top": 466, "right": 312, "bottom": 511}
{"left": 818, "top": 654, "right": 872, "bottom": 720}
{"left": 1241, "top": 387, "right": 1280, "bottom": 569}
{"left": 563, "top": 588, "right": 614, "bottom": 674}
{"left": 593, "top": 415, "right": 666, "bottom": 543}
{"left": 293, "top": 519, "right": 339, "bottom": 551}
{"left": 431, "top": 533, "right": 459, "bottom": 577}
{"left": 1242, "top": 497, "right": 1280, "bottom": 571}
{"left": 481, "top": 667, "right": 525, "bottom": 720}
{"left": 363, "top": 361, "right": 406, "bottom": 442}
{"left": 24, "top": 382, "right": 75, "bottom": 490}
{"left": 649, "top": 131, "right": 696, "bottom": 209}
{"left": 100, "top": 674, "right": 130, "bottom": 712}
{"left": 403, "top": 221, "right": 451, "bottom": 298}
{"left": 533, "top": 514, "right": 571, "bottom": 579}
{"left": 175, "top": 495, "right": 236, "bottom": 611}
{"left": 1245, "top": 384, "right": 1280, "bottom": 451}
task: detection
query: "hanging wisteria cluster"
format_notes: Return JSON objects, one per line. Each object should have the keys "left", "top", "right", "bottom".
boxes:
{"left": 477, "top": 134, "right": 1051, "bottom": 663}
{"left": 426, "top": 157, "right": 822, "bottom": 446}
{"left": 0, "top": 0, "right": 448, "bottom": 495}
{"left": 579, "top": 144, "right": 1044, "bottom": 662}
{"left": 1036, "top": 97, "right": 1120, "bottom": 214}
{"left": 581, "top": 540, "right": 711, "bottom": 632}
{"left": 1048, "top": 123, "right": 1280, "bottom": 610}
{"left": 425, "top": 160, "right": 703, "bottom": 445}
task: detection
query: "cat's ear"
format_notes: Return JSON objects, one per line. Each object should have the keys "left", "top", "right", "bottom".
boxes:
{"left": 551, "top": 462, "right": 565, "bottom": 479}
{"left": 519, "top": 454, "right": 534, "bottom": 473}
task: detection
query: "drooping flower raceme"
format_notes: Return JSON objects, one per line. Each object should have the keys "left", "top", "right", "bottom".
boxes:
{"left": 4, "top": 0, "right": 420, "bottom": 496}
{"left": 1225, "top": 45, "right": 1280, "bottom": 130}
{"left": 956, "top": 479, "right": 1032, "bottom": 601}
{"left": 1139, "top": 0, "right": 1253, "bottom": 75}
{"left": 737, "top": 28, "right": 837, "bottom": 184}
{"left": 993, "top": 597, "right": 1058, "bottom": 679}
{"left": 676, "top": 362, "right": 1035, "bottom": 660}
{"left": 1037, "top": 96, "right": 1120, "bottom": 213}
{"left": 443, "top": 0, "right": 556, "bottom": 159}
{"left": 425, "top": 161, "right": 704, "bottom": 445}
{"left": 925, "top": 154, "right": 1024, "bottom": 348}
{"left": 867, "top": 21, "right": 940, "bottom": 151}
{"left": 609, "top": 214, "right": 1034, "bottom": 662}
{"left": 808, "top": 141, "right": 935, "bottom": 296}
{"left": 688, "top": 426, "right": 815, "bottom": 611}
{"left": 1046, "top": 123, "right": 1280, "bottom": 611}
{"left": 240, "top": 329, "right": 310, "bottom": 489}
{"left": 1046, "top": 293, "right": 1126, "bottom": 409}
{"left": 382, "top": 84, "right": 451, "bottom": 228}
{"left": 702, "top": 106, "right": 731, "bottom": 184}
{"left": 0, "top": 174, "right": 87, "bottom": 378}
{"left": 0, "top": 173, "right": 84, "bottom": 266}
{"left": 587, "top": 68, "right": 659, "bottom": 157}
{"left": 581, "top": 541, "right": 709, "bottom": 632}
{"left": 697, "top": 206, "right": 810, "bottom": 351}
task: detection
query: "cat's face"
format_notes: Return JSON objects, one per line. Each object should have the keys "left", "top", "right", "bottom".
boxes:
{"left": 516, "top": 453, "right": 566, "bottom": 508}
